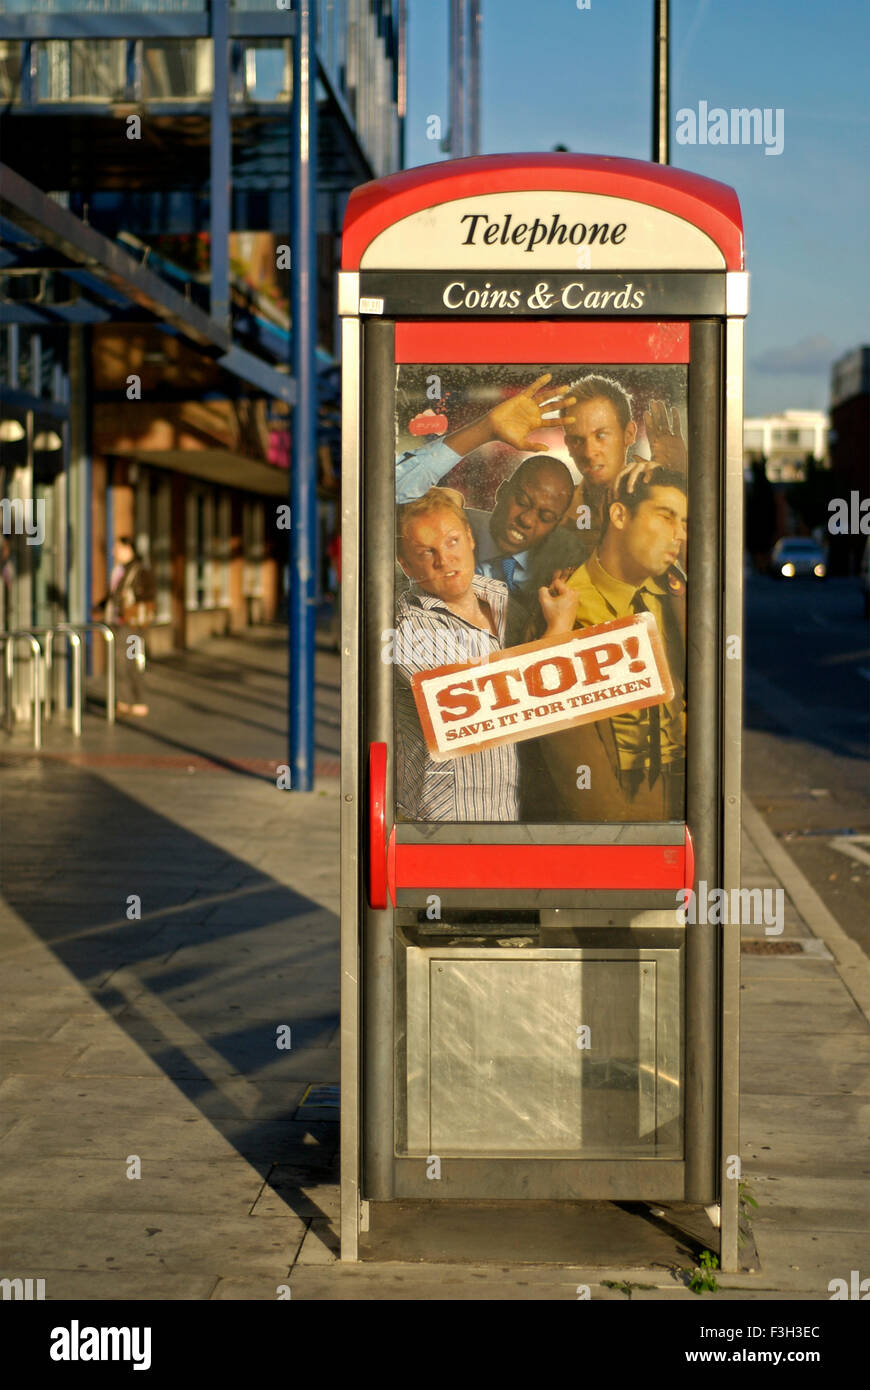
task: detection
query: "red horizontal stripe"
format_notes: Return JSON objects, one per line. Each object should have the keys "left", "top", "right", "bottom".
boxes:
{"left": 394, "top": 320, "right": 689, "bottom": 364}
{"left": 394, "top": 842, "right": 685, "bottom": 891}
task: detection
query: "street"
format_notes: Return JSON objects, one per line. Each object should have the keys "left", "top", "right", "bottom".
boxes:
{"left": 744, "top": 570, "right": 870, "bottom": 957}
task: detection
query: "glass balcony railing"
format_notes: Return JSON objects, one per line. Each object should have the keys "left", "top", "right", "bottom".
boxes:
{"left": 0, "top": 2, "right": 207, "bottom": 12}
{"left": 0, "top": 0, "right": 402, "bottom": 176}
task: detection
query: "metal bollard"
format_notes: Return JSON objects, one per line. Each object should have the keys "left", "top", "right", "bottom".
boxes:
{"left": 1, "top": 631, "right": 43, "bottom": 749}
{"left": 29, "top": 626, "right": 83, "bottom": 736}
{"left": 57, "top": 623, "right": 115, "bottom": 725}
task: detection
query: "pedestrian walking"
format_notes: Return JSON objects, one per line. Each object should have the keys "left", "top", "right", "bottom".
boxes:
{"left": 93, "top": 536, "right": 156, "bottom": 716}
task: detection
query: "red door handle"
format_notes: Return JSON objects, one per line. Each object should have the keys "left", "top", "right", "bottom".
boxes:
{"left": 368, "top": 742, "right": 388, "bottom": 908}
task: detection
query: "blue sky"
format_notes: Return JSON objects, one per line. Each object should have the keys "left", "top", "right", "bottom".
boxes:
{"left": 405, "top": 0, "right": 870, "bottom": 417}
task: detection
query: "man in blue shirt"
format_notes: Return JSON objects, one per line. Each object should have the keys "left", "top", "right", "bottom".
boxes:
{"left": 396, "top": 373, "right": 577, "bottom": 642}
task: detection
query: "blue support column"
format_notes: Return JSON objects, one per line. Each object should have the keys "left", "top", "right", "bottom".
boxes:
{"left": 20, "top": 41, "right": 32, "bottom": 107}
{"left": 210, "top": 0, "right": 231, "bottom": 330}
{"left": 289, "top": 0, "right": 318, "bottom": 790}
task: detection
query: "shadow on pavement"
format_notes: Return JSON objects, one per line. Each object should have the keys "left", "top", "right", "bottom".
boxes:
{"left": 0, "top": 753, "right": 340, "bottom": 1235}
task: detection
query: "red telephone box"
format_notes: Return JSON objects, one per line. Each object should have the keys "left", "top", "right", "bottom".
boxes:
{"left": 339, "top": 154, "right": 747, "bottom": 1266}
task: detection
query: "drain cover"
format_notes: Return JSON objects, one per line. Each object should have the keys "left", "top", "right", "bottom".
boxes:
{"left": 741, "top": 940, "right": 803, "bottom": 955}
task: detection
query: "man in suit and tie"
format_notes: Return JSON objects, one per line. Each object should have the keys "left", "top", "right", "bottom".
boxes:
{"left": 532, "top": 466, "right": 688, "bottom": 822}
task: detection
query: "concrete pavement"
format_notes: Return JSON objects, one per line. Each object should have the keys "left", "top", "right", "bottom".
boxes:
{"left": 0, "top": 626, "right": 868, "bottom": 1300}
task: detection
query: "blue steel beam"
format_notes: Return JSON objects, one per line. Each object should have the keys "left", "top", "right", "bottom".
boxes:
{"left": 210, "top": 0, "right": 231, "bottom": 331}
{"left": 289, "top": 0, "right": 318, "bottom": 792}
{"left": 0, "top": 304, "right": 113, "bottom": 326}
{"left": 0, "top": 163, "right": 231, "bottom": 352}
{"left": 0, "top": 388, "right": 68, "bottom": 419}
{"left": 0, "top": 15, "right": 297, "bottom": 39}
{"left": 218, "top": 346, "right": 295, "bottom": 405}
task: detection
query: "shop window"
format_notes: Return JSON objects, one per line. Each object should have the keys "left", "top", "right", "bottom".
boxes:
{"left": 142, "top": 40, "right": 213, "bottom": 100}
{"left": 185, "top": 485, "right": 216, "bottom": 610}
{"left": 216, "top": 492, "right": 231, "bottom": 608}
{"left": 133, "top": 468, "right": 169, "bottom": 623}
{"left": 149, "top": 476, "right": 172, "bottom": 624}
{"left": 134, "top": 470, "right": 151, "bottom": 570}
{"left": 243, "top": 499, "right": 264, "bottom": 600}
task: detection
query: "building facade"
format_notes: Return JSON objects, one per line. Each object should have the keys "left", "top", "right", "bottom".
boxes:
{"left": 0, "top": 2, "right": 405, "bottom": 682}
{"left": 828, "top": 345, "right": 870, "bottom": 576}
{"left": 743, "top": 409, "right": 829, "bottom": 482}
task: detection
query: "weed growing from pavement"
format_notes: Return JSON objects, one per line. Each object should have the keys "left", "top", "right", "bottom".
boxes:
{"left": 684, "top": 1249, "right": 720, "bottom": 1294}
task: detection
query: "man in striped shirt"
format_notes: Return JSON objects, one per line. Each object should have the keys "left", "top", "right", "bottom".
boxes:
{"left": 394, "top": 488, "right": 576, "bottom": 822}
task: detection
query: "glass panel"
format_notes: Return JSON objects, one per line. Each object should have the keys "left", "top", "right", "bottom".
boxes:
{"left": 0, "top": 42, "right": 22, "bottom": 103}
{"left": 241, "top": 40, "right": 290, "bottom": 101}
{"left": 184, "top": 488, "right": 197, "bottom": 610}
{"left": 195, "top": 491, "right": 206, "bottom": 607}
{"left": 134, "top": 471, "right": 150, "bottom": 566}
{"left": 3, "top": 2, "right": 205, "bottom": 12}
{"left": 70, "top": 39, "right": 126, "bottom": 100}
{"left": 151, "top": 477, "right": 172, "bottom": 624}
{"left": 16, "top": 330, "right": 32, "bottom": 392}
{"left": 400, "top": 946, "right": 683, "bottom": 1158}
{"left": 393, "top": 358, "right": 688, "bottom": 825}
{"left": 35, "top": 41, "right": 70, "bottom": 101}
{"left": 216, "top": 492, "right": 231, "bottom": 606}
{"left": 142, "top": 39, "right": 212, "bottom": 99}
{"left": 243, "top": 498, "right": 264, "bottom": 597}
{"left": 32, "top": 458, "right": 65, "bottom": 628}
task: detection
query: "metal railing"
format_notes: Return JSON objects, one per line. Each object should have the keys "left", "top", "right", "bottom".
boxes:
{"left": 1, "top": 622, "right": 117, "bottom": 744}
{"left": 0, "top": 631, "right": 43, "bottom": 749}
{"left": 30, "top": 626, "right": 83, "bottom": 737}
{"left": 57, "top": 623, "right": 115, "bottom": 725}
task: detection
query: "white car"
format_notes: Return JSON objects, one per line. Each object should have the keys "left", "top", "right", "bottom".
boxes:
{"left": 769, "top": 537, "right": 827, "bottom": 580}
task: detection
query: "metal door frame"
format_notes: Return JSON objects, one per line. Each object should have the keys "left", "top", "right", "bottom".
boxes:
{"left": 339, "top": 273, "right": 748, "bottom": 1266}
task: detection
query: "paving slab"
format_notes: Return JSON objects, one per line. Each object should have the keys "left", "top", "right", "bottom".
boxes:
{"left": 2, "top": 1270, "right": 218, "bottom": 1301}
{"left": 0, "top": 1157, "right": 267, "bottom": 1215}
{"left": 296, "top": 1218, "right": 340, "bottom": 1264}
{"left": 0, "top": 1039, "right": 90, "bottom": 1075}
{"left": 746, "top": 1179, "right": 870, "bottom": 1233}
{"left": 739, "top": 952, "right": 835, "bottom": 981}
{"left": 748, "top": 1229, "right": 870, "bottom": 1296}
{"left": 0, "top": 1112, "right": 243, "bottom": 1161}
{"left": 249, "top": 1171, "right": 340, "bottom": 1222}
{"left": 0, "top": 1209, "right": 305, "bottom": 1276}
{"left": 739, "top": 997, "right": 869, "bottom": 1034}
{"left": 740, "top": 1029, "right": 870, "bottom": 1095}
{"left": 210, "top": 1278, "right": 297, "bottom": 1299}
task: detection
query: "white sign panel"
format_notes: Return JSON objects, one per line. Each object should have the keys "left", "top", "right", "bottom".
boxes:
{"left": 360, "top": 191, "right": 725, "bottom": 272}
{"left": 412, "top": 612, "right": 674, "bottom": 763}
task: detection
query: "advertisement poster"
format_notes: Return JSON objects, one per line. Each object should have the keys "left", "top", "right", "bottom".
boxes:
{"left": 392, "top": 361, "right": 688, "bottom": 825}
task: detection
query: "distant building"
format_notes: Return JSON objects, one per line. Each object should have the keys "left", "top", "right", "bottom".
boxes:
{"left": 828, "top": 346, "right": 870, "bottom": 575}
{"left": 743, "top": 410, "right": 829, "bottom": 482}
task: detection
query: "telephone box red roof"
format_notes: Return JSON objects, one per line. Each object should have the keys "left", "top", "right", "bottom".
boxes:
{"left": 342, "top": 153, "right": 744, "bottom": 271}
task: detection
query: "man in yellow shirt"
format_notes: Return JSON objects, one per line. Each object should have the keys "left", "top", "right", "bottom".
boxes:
{"left": 533, "top": 466, "right": 687, "bottom": 822}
